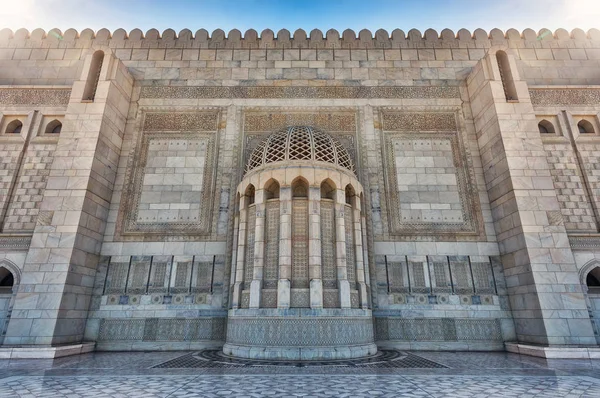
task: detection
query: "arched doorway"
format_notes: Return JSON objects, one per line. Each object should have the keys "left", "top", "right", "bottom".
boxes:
{"left": 0, "top": 263, "right": 18, "bottom": 345}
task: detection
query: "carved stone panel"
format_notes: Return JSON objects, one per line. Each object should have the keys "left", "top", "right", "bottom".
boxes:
{"left": 381, "top": 111, "right": 483, "bottom": 239}
{"left": 117, "top": 111, "right": 221, "bottom": 240}
{"left": 127, "top": 256, "right": 151, "bottom": 294}
{"left": 321, "top": 200, "right": 337, "bottom": 289}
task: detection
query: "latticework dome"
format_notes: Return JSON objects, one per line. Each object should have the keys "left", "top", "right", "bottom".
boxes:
{"left": 246, "top": 126, "right": 354, "bottom": 173}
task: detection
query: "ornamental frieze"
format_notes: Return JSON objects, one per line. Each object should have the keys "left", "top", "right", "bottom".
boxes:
{"left": 140, "top": 85, "right": 460, "bottom": 99}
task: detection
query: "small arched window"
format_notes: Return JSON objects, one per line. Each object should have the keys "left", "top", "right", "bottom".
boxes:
{"left": 264, "top": 179, "right": 280, "bottom": 200}
{"left": 538, "top": 120, "right": 555, "bottom": 134}
{"left": 5, "top": 120, "right": 22, "bottom": 134}
{"left": 292, "top": 178, "right": 308, "bottom": 198}
{"left": 0, "top": 267, "right": 14, "bottom": 294}
{"left": 496, "top": 50, "right": 518, "bottom": 101}
{"left": 578, "top": 120, "right": 595, "bottom": 134}
{"left": 320, "top": 179, "right": 336, "bottom": 200}
{"left": 345, "top": 184, "right": 356, "bottom": 205}
{"left": 45, "top": 119, "right": 62, "bottom": 135}
{"left": 245, "top": 184, "right": 255, "bottom": 205}
{"left": 82, "top": 50, "right": 104, "bottom": 101}
{"left": 587, "top": 267, "right": 600, "bottom": 295}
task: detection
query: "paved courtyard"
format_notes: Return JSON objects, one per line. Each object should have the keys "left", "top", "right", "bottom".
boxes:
{"left": 0, "top": 350, "right": 599, "bottom": 397}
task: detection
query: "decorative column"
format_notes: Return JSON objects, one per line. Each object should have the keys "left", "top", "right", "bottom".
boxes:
{"left": 308, "top": 186, "right": 323, "bottom": 309}
{"left": 278, "top": 186, "right": 292, "bottom": 308}
{"left": 335, "top": 189, "right": 351, "bottom": 308}
{"left": 351, "top": 195, "right": 368, "bottom": 309}
{"left": 249, "top": 190, "right": 265, "bottom": 308}
{"left": 231, "top": 195, "right": 246, "bottom": 309}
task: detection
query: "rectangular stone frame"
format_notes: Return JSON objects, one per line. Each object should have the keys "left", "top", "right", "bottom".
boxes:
{"left": 115, "top": 108, "right": 222, "bottom": 240}
{"left": 379, "top": 109, "right": 485, "bottom": 240}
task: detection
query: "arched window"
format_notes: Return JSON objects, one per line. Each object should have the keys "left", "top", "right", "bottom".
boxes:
{"left": 244, "top": 184, "right": 255, "bottom": 205}
{"left": 45, "top": 119, "right": 62, "bottom": 135}
{"left": 538, "top": 120, "right": 555, "bottom": 134}
{"left": 292, "top": 178, "right": 308, "bottom": 198}
{"left": 345, "top": 184, "right": 356, "bottom": 205}
{"left": 0, "top": 267, "right": 14, "bottom": 294}
{"left": 496, "top": 50, "right": 518, "bottom": 101}
{"left": 5, "top": 120, "right": 22, "bottom": 134}
{"left": 82, "top": 50, "right": 104, "bottom": 101}
{"left": 578, "top": 120, "right": 595, "bottom": 134}
{"left": 587, "top": 267, "right": 600, "bottom": 295}
{"left": 320, "top": 179, "right": 336, "bottom": 200}
{"left": 264, "top": 179, "right": 280, "bottom": 200}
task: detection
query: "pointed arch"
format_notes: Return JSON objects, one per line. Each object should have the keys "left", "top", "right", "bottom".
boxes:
{"left": 264, "top": 179, "right": 280, "bottom": 200}
{"left": 538, "top": 119, "right": 555, "bottom": 134}
{"left": 291, "top": 177, "right": 309, "bottom": 198}
{"left": 320, "top": 178, "right": 337, "bottom": 199}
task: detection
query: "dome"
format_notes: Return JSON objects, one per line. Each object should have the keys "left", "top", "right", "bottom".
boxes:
{"left": 246, "top": 126, "right": 354, "bottom": 172}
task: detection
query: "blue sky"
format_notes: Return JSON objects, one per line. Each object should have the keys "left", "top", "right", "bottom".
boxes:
{"left": 0, "top": 0, "right": 598, "bottom": 34}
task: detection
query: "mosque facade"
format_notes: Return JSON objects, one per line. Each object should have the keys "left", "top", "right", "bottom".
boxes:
{"left": 0, "top": 26, "right": 600, "bottom": 359}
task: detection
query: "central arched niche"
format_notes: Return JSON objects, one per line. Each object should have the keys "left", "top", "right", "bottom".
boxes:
{"left": 225, "top": 126, "right": 376, "bottom": 360}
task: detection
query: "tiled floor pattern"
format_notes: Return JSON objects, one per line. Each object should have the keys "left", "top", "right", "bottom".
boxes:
{"left": 0, "top": 350, "right": 599, "bottom": 397}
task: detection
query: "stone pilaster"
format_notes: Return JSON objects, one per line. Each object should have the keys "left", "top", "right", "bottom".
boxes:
{"left": 467, "top": 48, "right": 596, "bottom": 345}
{"left": 249, "top": 190, "right": 264, "bottom": 309}
{"left": 4, "top": 49, "right": 133, "bottom": 345}
{"left": 278, "top": 186, "right": 292, "bottom": 309}
{"left": 351, "top": 195, "right": 368, "bottom": 308}
{"left": 308, "top": 186, "right": 323, "bottom": 309}
{"left": 231, "top": 195, "right": 246, "bottom": 309}
{"left": 335, "top": 189, "right": 350, "bottom": 308}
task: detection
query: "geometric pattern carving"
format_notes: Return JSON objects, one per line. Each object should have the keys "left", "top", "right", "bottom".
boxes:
{"left": 0, "top": 88, "right": 71, "bottom": 106}
{"left": 171, "top": 259, "right": 192, "bottom": 294}
{"left": 383, "top": 121, "right": 483, "bottom": 237}
{"left": 291, "top": 200, "right": 309, "bottom": 289}
{"left": 344, "top": 205, "right": 356, "bottom": 287}
{"left": 321, "top": 200, "right": 337, "bottom": 289}
{"left": 323, "top": 289, "right": 340, "bottom": 308}
{"left": 428, "top": 256, "right": 452, "bottom": 294}
{"left": 104, "top": 260, "right": 129, "bottom": 294}
{"left": 382, "top": 112, "right": 457, "bottom": 131}
{"left": 127, "top": 256, "right": 151, "bottom": 294}
{"left": 143, "top": 112, "right": 218, "bottom": 132}
{"left": 243, "top": 205, "right": 256, "bottom": 290}
{"left": 290, "top": 288, "right": 310, "bottom": 308}
{"left": 226, "top": 317, "right": 374, "bottom": 346}
{"left": 530, "top": 88, "right": 600, "bottom": 106}
{"left": 407, "top": 259, "right": 429, "bottom": 294}
{"left": 244, "top": 112, "right": 356, "bottom": 133}
{"left": 387, "top": 256, "right": 409, "bottom": 293}
{"left": 471, "top": 261, "right": 496, "bottom": 295}
{"left": 246, "top": 126, "right": 355, "bottom": 172}
{"left": 449, "top": 256, "right": 474, "bottom": 295}
{"left": 141, "top": 86, "right": 461, "bottom": 100}
{"left": 192, "top": 257, "right": 214, "bottom": 293}
{"left": 263, "top": 200, "right": 280, "bottom": 289}
{"left": 148, "top": 257, "right": 172, "bottom": 294}
{"left": 117, "top": 111, "right": 221, "bottom": 240}
{"left": 375, "top": 318, "right": 502, "bottom": 341}
{"left": 98, "top": 317, "right": 226, "bottom": 341}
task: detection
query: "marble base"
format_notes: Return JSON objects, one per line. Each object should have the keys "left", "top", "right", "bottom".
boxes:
{"left": 0, "top": 343, "right": 95, "bottom": 359}
{"left": 224, "top": 308, "right": 376, "bottom": 360}
{"left": 223, "top": 342, "right": 377, "bottom": 360}
{"left": 506, "top": 343, "right": 600, "bottom": 359}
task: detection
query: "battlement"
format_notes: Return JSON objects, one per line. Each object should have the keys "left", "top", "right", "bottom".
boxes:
{"left": 0, "top": 27, "right": 599, "bottom": 49}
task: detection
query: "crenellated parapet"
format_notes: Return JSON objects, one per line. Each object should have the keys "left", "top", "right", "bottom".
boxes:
{"left": 0, "top": 27, "right": 599, "bottom": 49}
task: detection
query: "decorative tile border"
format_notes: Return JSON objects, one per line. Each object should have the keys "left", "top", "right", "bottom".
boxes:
{"left": 530, "top": 88, "right": 600, "bottom": 106}
{"left": 140, "top": 86, "right": 460, "bottom": 100}
{"left": 0, "top": 88, "right": 70, "bottom": 106}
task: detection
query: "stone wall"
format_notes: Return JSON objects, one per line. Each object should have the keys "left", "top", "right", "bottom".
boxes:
{"left": 0, "top": 26, "right": 600, "bottom": 351}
